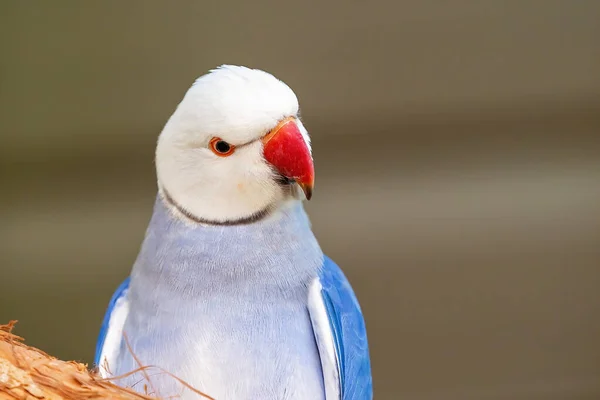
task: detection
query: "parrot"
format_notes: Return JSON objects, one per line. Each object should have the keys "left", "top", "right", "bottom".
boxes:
{"left": 94, "top": 65, "right": 372, "bottom": 400}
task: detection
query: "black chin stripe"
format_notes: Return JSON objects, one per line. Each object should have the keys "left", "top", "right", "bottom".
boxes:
{"left": 160, "top": 188, "right": 273, "bottom": 226}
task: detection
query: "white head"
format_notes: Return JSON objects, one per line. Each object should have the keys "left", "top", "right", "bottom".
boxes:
{"left": 156, "top": 65, "right": 314, "bottom": 225}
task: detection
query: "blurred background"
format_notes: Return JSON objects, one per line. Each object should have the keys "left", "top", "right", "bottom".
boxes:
{"left": 1, "top": 1, "right": 600, "bottom": 399}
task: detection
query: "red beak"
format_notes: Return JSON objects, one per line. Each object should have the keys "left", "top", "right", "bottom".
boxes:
{"left": 262, "top": 117, "right": 314, "bottom": 200}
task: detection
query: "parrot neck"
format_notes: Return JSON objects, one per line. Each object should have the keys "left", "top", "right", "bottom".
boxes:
{"left": 128, "top": 194, "right": 324, "bottom": 303}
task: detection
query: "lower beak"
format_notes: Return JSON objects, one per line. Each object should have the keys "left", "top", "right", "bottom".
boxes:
{"left": 262, "top": 117, "right": 314, "bottom": 200}
{"left": 297, "top": 182, "right": 313, "bottom": 201}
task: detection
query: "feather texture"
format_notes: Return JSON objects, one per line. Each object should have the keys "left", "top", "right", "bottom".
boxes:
{"left": 309, "top": 257, "right": 373, "bottom": 400}
{"left": 95, "top": 277, "right": 130, "bottom": 371}
{"left": 95, "top": 195, "right": 327, "bottom": 399}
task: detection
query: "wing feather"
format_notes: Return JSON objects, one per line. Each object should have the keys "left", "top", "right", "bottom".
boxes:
{"left": 308, "top": 256, "right": 373, "bottom": 399}
{"left": 94, "top": 277, "right": 131, "bottom": 377}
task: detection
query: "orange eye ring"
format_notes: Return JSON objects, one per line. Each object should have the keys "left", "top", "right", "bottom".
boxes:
{"left": 209, "top": 137, "right": 235, "bottom": 157}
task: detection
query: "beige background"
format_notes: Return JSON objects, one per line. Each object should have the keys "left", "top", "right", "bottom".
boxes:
{"left": 1, "top": 1, "right": 600, "bottom": 399}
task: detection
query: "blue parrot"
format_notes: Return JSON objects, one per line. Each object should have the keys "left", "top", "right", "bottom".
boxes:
{"left": 95, "top": 65, "right": 372, "bottom": 399}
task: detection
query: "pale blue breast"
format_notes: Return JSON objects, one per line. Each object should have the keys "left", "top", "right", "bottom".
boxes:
{"left": 110, "top": 195, "right": 326, "bottom": 399}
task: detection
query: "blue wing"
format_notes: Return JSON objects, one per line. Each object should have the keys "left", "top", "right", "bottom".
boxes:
{"left": 94, "top": 277, "right": 131, "bottom": 371}
{"left": 308, "top": 255, "right": 373, "bottom": 400}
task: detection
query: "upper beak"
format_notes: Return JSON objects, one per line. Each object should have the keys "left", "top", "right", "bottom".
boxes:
{"left": 262, "top": 117, "right": 314, "bottom": 200}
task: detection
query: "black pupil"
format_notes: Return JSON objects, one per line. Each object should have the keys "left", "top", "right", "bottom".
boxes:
{"left": 215, "top": 141, "right": 231, "bottom": 153}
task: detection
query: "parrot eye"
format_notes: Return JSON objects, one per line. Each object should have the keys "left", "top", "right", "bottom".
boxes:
{"left": 209, "top": 137, "right": 235, "bottom": 156}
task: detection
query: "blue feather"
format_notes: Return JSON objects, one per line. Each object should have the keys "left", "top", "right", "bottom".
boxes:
{"left": 318, "top": 256, "right": 373, "bottom": 399}
{"left": 94, "top": 277, "right": 130, "bottom": 366}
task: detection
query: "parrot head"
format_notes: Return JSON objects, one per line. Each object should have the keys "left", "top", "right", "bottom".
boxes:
{"left": 155, "top": 65, "right": 314, "bottom": 225}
